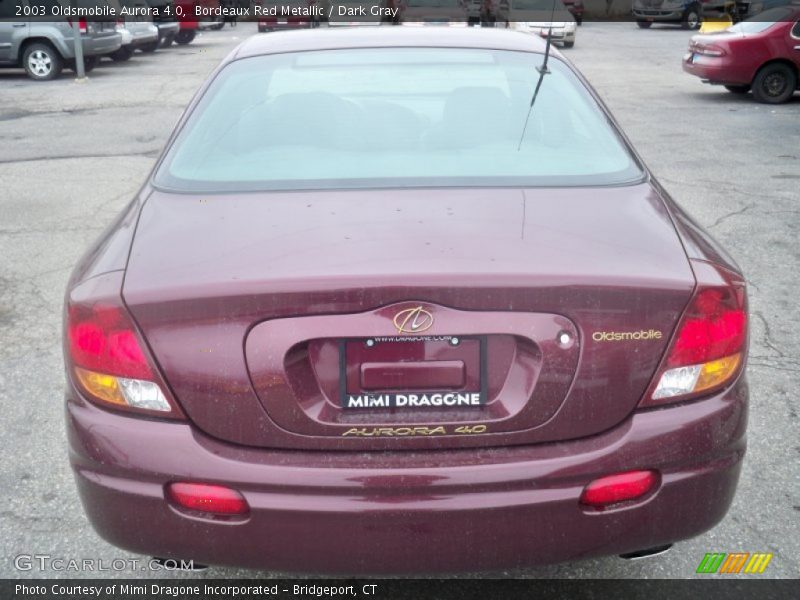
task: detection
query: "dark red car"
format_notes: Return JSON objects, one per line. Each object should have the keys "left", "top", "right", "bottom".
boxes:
{"left": 65, "top": 28, "right": 749, "bottom": 574}
{"left": 683, "top": 6, "right": 800, "bottom": 103}
{"left": 561, "top": 0, "right": 584, "bottom": 24}
{"left": 173, "top": 0, "right": 223, "bottom": 45}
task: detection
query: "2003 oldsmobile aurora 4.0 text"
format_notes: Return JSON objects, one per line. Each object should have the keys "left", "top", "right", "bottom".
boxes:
{"left": 64, "top": 27, "right": 749, "bottom": 574}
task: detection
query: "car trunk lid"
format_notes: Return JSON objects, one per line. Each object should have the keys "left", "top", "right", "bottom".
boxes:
{"left": 123, "top": 184, "right": 694, "bottom": 450}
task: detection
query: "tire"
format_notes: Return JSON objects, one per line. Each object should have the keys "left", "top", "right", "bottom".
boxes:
{"left": 175, "top": 29, "right": 196, "bottom": 45}
{"left": 751, "top": 63, "right": 797, "bottom": 104}
{"left": 109, "top": 45, "right": 134, "bottom": 62}
{"left": 576, "top": 16, "right": 582, "bottom": 25}
{"left": 139, "top": 41, "right": 159, "bottom": 53}
{"left": 636, "top": 20, "right": 652, "bottom": 28}
{"left": 22, "top": 42, "right": 63, "bottom": 81}
{"left": 66, "top": 55, "right": 96, "bottom": 74}
{"left": 563, "top": 41, "right": 575, "bottom": 48}
{"left": 682, "top": 6, "right": 701, "bottom": 30}
{"left": 724, "top": 84, "right": 751, "bottom": 94}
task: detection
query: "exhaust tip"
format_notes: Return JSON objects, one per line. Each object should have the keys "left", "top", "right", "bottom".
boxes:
{"left": 151, "top": 557, "right": 209, "bottom": 572}
{"left": 619, "top": 544, "right": 673, "bottom": 560}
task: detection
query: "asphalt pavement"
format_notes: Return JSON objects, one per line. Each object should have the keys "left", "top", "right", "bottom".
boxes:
{"left": 0, "top": 22, "right": 798, "bottom": 579}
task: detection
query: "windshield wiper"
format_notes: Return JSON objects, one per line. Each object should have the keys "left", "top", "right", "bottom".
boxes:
{"left": 516, "top": 0, "right": 558, "bottom": 151}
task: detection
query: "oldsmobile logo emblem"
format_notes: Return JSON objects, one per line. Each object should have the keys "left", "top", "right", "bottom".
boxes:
{"left": 393, "top": 306, "right": 434, "bottom": 334}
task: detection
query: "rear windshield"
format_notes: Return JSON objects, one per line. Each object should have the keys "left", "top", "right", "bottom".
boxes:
{"left": 154, "top": 48, "right": 643, "bottom": 192}
{"left": 730, "top": 8, "right": 792, "bottom": 32}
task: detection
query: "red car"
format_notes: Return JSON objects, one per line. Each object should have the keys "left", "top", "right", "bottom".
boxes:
{"left": 65, "top": 28, "right": 749, "bottom": 573}
{"left": 173, "top": 0, "right": 223, "bottom": 45}
{"left": 683, "top": 6, "right": 800, "bottom": 103}
{"left": 561, "top": 0, "right": 584, "bottom": 24}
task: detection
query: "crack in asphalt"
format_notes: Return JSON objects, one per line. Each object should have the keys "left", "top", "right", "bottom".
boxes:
{"left": 708, "top": 203, "right": 756, "bottom": 230}
{"left": 752, "top": 311, "right": 787, "bottom": 359}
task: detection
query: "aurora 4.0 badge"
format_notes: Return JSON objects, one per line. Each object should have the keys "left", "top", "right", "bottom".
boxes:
{"left": 339, "top": 335, "right": 488, "bottom": 410}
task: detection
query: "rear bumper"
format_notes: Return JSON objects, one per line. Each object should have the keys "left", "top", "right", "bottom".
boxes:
{"left": 67, "top": 377, "right": 747, "bottom": 574}
{"left": 81, "top": 33, "right": 123, "bottom": 57}
{"left": 130, "top": 26, "right": 159, "bottom": 47}
{"left": 682, "top": 54, "right": 752, "bottom": 86}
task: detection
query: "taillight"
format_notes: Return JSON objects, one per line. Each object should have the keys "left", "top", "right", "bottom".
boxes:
{"left": 643, "top": 263, "right": 747, "bottom": 407}
{"left": 78, "top": 18, "right": 88, "bottom": 34}
{"left": 694, "top": 44, "right": 726, "bottom": 57}
{"left": 167, "top": 483, "right": 250, "bottom": 516}
{"left": 580, "top": 470, "right": 659, "bottom": 509}
{"left": 65, "top": 273, "right": 183, "bottom": 419}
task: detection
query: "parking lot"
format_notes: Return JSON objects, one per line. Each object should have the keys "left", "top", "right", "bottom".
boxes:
{"left": 1, "top": 22, "right": 798, "bottom": 579}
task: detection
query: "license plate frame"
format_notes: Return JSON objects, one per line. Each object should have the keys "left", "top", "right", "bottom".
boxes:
{"left": 338, "top": 335, "right": 488, "bottom": 410}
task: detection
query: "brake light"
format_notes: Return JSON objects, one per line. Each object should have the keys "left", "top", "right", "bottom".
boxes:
{"left": 694, "top": 44, "right": 726, "bottom": 57}
{"left": 167, "top": 483, "right": 250, "bottom": 516}
{"left": 66, "top": 279, "right": 183, "bottom": 418}
{"left": 78, "top": 18, "right": 87, "bottom": 34}
{"left": 645, "top": 264, "right": 747, "bottom": 406}
{"left": 580, "top": 470, "right": 659, "bottom": 509}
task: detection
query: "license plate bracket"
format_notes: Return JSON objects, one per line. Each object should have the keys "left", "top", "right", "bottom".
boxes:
{"left": 339, "top": 335, "right": 488, "bottom": 410}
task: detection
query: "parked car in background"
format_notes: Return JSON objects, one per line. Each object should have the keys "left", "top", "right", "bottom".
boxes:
{"left": 561, "top": 0, "right": 583, "bottom": 24}
{"left": 106, "top": 0, "right": 160, "bottom": 61}
{"left": 632, "top": 0, "right": 732, "bottom": 29}
{"left": 174, "top": 0, "right": 224, "bottom": 44}
{"left": 465, "top": 0, "right": 499, "bottom": 25}
{"left": 144, "top": 0, "right": 181, "bottom": 49}
{"left": 0, "top": 0, "right": 121, "bottom": 80}
{"left": 737, "top": 0, "right": 796, "bottom": 18}
{"left": 683, "top": 5, "right": 800, "bottom": 103}
{"left": 399, "top": 0, "right": 470, "bottom": 25}
{"left": 497, "top": 0, "right": 578, "bottom": 48}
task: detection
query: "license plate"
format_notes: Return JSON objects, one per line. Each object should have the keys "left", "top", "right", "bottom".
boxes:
{"left": 339, "top": 335, "right": 487, "bottom": 409}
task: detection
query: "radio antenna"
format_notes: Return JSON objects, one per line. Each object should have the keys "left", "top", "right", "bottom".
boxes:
{"left": 517, "top": 0, "right": 558, "bottom": 151}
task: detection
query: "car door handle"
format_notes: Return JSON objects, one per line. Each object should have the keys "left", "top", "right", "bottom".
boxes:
{"left": 13, "top": 23, "right": 26, "bottom": 28}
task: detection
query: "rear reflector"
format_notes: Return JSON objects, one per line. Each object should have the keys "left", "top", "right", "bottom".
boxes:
{"left": 166, "top": 483, "right": 249, "bottom": 516}
{"left": 579, "top": 470, "right": 658, "bottom": 509}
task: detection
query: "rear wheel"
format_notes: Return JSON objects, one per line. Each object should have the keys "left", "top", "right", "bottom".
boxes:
{"left": 752, "top": 63, "right": 797, "bottom": 104}
{"left": 682, "top": 6, "right": 701, "bottom": 30}
{"left": 22, "top": 42, "right": 63, "bottom": 81}
{"left": 175, "top": 29, "right": 196, "bottom": 45}
{"left": 724, "top": 84, "right": 750, "bottom": 94}
{"left": 563, "top": 41, "right": 575, "bottom": 48}
{"left": 109, "top": 45, "right": 134, "bottom": 62}
{"left": 636, "top": 20, "right": 652, "bottom": 28}
{"left": 139, "top": 41, "right": 159, "bottom": 53}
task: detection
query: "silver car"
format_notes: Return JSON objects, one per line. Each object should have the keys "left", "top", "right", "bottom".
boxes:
{"left": 106, "top": 0, "right": 159, "bottom": 61}
{"left": 0, "top": 0, "right": 122, "bottom": 80}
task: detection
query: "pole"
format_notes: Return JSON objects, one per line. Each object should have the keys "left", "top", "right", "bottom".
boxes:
{"left": 70, "top": 0, "right": 86, "bottom": 80}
